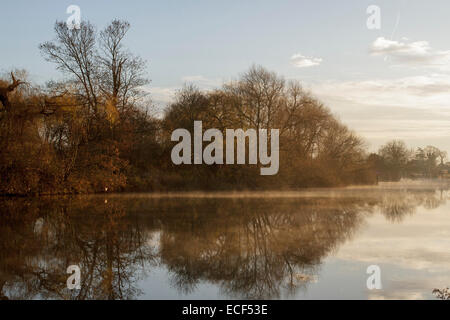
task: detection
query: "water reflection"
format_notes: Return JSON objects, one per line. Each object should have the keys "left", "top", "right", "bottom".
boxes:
{"left": 378, "top": 189, "right": 446, "bottom": 222}
{"left": 155, "top": 198, "right": 368, "bottom": 299}
{"left": 0, "top": 199, "right": 157, "bottom": 300}
{"left": 0, "top": 186, "right": 449, "bottom": 300}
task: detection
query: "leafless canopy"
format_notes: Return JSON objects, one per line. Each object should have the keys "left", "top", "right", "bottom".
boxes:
{"left": 0, "top": 72, "right": 25, "bottom": 111}
{"left": 39, "top": 20, "right": 149, "bottom": 117}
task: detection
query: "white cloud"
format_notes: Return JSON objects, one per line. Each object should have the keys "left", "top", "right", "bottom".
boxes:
{"left": 181, "top": 75, "right": 221, "bottom": 88}
{"left": 181, "top": 75, "right": 208, "bottom": 82}
{"left": 307, "top": 74, "right": 450, "bottom": 150}
{"left": 147, "top": 86, "right": 176, "bottom": 105}
{"left": 290, "top": 53, "right": 322, "bottom": 68}
{"left": 370, "top": 37, "right": 450, "bottom": 69}
{"left": 312, "top": 74, "right": 450, "bottom": 109}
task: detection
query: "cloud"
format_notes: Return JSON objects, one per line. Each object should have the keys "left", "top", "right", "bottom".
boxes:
{"left": 311, "top": 74, "right": 450, "bottom": 109}
{"left": 370, "top": 37, "right": 450, "bottom": 69}
{"left": 181, "top": 75, "right": 221, "bottom": 88}
{"left": 181, "top": 75, "right": 208, "bottom": 82}
{"left": 290, "top": 53, "right": 322, "bottom": 68}
{"left": 306, "top": 74, "right": 450, "bottom": 149}
{"left": 147, "top": 86, "right": 176, "bottom": 105}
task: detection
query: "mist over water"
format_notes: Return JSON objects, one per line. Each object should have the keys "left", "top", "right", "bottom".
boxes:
{"left": 1, "top": 181, "right": 449, "bottom": 300}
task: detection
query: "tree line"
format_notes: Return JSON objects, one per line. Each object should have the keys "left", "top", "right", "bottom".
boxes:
{"left": 370, "top": 140, "right": 448, "bottom": 181}
{"left": 0, "top": 19, "right": 434, "bottom": 196}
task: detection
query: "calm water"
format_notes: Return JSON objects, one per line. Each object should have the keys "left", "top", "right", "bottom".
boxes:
{"left": 1, "top": 182, "right": 450, "bottom": 300}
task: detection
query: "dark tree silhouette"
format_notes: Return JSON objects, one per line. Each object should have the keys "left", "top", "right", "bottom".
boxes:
{"left": 0, "top": 73, "right": 25, "bottom": 111}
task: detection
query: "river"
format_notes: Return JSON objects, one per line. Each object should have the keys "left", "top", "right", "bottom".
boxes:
{"left": 1, "top": 181, "right": 449, "bottom": 300}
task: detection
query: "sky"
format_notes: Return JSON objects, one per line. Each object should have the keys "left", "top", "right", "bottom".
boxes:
{"left": 1, "top": 0, "right": 450, "bottom": 152}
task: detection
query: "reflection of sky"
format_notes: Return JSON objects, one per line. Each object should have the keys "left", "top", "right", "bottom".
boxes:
{"left": 3, "top": 187, "right": 449, "bottom": 300}
{"left": 328, "top": 203, "right": 450, "bottom": 300}
{"left": 137, "top": 190, "right": 450, "bottom": 300}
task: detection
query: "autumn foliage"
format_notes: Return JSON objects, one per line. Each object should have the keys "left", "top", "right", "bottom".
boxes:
{"left": 0, "top": 20, "right": 376, "bottom": 196}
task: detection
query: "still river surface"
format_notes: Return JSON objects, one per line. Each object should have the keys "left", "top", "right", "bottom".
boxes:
{"left": 1, "top": 181, "right": 449, "bottom": 300}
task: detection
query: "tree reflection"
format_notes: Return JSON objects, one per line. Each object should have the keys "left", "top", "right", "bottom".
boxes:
{"left": 151, "top": 198, "right": 368, "bottom": 299}
{"left": 0, "top": 188, "right": 448, "bottom": 300}
{"left": 378, "top": 189, "right": 446, "bottom": 222}
{"left": 0, "top": 198, "right": 157, "bottom": 300}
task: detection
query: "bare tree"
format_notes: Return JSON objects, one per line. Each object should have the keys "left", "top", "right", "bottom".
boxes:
{"left": 40, "top": 22, "right": 99, "bottom": 115}
{"left": 98, "top": 20, "right": 149, "bottom": 110}
{"left": 224, "top": 65, "right": 285, "bottom": 130}
{"left": 378, "top": 140, "right": 411, "bottom": 180}
{"left": 379, "top": 140, "right": 411, "bottom": 166}
{"left": 0, "top": 73, "right": 25, "bottom": 111}
{"left": 40, "top": 20, "right": 149, "bottom": 119}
